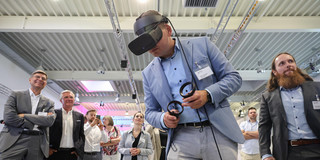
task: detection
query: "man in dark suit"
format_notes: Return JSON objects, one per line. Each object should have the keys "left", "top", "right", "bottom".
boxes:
{"left": 0, "top": 70, "right": 56, "bottom": 160}
{"left": 259, "top": 52, "right": 320, "bottom": 160}
{"left": 48, "top": 90, "right": 85, "bottom": 160}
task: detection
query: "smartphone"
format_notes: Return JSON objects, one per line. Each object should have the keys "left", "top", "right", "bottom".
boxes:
{"left": 96, "top": 115, "right": 101, "bottom": 119}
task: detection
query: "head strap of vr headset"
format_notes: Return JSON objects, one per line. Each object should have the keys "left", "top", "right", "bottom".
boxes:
{"left": 134, "top": 15, "right": 168, "bottom": 36}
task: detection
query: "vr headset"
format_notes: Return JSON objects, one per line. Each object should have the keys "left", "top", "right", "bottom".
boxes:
{"left": 128, "top": 15, "right": 168, "bottom": 55}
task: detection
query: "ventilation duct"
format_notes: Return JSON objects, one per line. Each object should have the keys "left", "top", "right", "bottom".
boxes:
{"left": 183, "top": 0, "right": 218, "bottom": 8}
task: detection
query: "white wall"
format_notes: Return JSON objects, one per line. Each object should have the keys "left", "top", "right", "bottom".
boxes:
{"left": 0, "top": 53, "right": 61, "bottom": 130}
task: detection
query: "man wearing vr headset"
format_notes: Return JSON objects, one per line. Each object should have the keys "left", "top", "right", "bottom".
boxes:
{"left": 129, "top": 10, "right": 244, "bottom": 160}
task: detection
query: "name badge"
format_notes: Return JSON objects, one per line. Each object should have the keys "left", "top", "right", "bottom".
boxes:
{"left": 195, "top": 66, "right": 213, "bottom": 80}
{"left": 38, "top": 112, "right": 47, "bottom": 116}
{"left": 312, "top": 101, "right": 320, "bottom": 110}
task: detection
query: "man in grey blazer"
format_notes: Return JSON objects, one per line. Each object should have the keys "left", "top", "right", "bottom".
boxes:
{"left": 130, "top": 10, "right": 244, "bottom": 160}
{"left": 0, "top": 70, "right": 56, "bottom": 160}
{"left": 259, "top": 52, "right": 320, "bottom": 160}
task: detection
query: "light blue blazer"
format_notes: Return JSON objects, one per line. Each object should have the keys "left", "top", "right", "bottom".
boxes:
{"left": 142, "top": 37, "right": 245, "bottom": 154}
{"left": 118, "top": 130, "right": 153, "bottom": 160}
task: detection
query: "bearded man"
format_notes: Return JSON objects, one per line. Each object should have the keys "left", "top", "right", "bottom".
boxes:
{"left": 259, "top": 52, "right": 320, "bottom": 160}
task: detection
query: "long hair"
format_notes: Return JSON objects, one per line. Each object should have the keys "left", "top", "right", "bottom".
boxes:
{"left": 267, "top": 52, "right": 313, "bottom": 92}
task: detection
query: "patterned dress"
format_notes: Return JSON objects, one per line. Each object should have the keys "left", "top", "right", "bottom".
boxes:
{"left": 102, "top": 126, "right": 120, "bottom": 155}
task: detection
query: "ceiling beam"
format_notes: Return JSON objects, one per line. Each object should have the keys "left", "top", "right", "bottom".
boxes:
{"left": 46, "top": 70, "right": 271, "bottom": 81}
{"left": 0, "top": 16, "right": 319, "bottom": 32}
{"left": 46, "top": 71, "right": 143, "bottom": 81}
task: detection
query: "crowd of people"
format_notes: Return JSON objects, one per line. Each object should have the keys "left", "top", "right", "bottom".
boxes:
{"left": 0, "top": 70, "right": 154, "bottom": 160}
{"left": 0, "top": 9, "right": 320, "bottom": 160}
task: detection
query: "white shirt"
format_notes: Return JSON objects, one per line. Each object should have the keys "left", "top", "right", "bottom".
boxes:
{"left": 59, "top": 108, "right": 74, "bottom": 148}
{"left": 29, "top": 88, "right": 40, "bottom": 130}
{"left": 239, "top": 120, "right": 259, "bottom": 154}
{"left": 84, "top": 122, "right": 108, "bottom": 152}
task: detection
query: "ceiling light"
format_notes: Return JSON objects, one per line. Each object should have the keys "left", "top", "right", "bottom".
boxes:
{"left": 309, "top": 63, "right": 315, "bottom": 71}
{"left": 257, "top": 60, "right": 265, "bottom": 73}
{"left": 138, "top": 0, "right": 148, "bottom": 3}
{"left": 240, "top": 100, "right": 245, "bottom": 107}
{"left": 97, "top": 62, "right": 105, "bottom": 74}
{"left": 238, "top": 110, "right": 245, "bottom": 117}
{"left": 115, "top": 93, "right": 120, "bottom": 102}
{"left": 81, "top": 81, "right": 114, "bottom": 92}
{"left": 73, "top": 91, "right": 80, "bottom": 106}
{"left": 75, "top": 92, "right": 80, "bottom": 103}
{"left": 100, "top": 101, "right": 104, "bottom": 106}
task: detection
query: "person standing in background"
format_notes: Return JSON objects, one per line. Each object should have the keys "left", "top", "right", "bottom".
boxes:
{"left": 259, "top": 52, "right": 320, "bottom": 160}
{"left": 48, "top": 90, "right": 85, "bottom": 160}
{"left": 84, "top": 110, "right": 108, "bottom": 160}
{"left": 101, "top": 115, "right": 121, "bottom": 160}
{"left": 118, "top": 112, "right": 153, "bottom": 160}
{"left": 239, "top": 107, "right": 260, "bottom": 160}
{"left": 0, "top": 70, "right": 56, "bottom": 160}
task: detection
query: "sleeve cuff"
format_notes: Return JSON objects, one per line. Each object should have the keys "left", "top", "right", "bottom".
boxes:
{"left": 205, "top": 89, "right": 213, "bottom": 103}
{"left": 262, "top": 154, "right": 273, "bottom": 160}
{"left": 160, "top": 113, "right": 168, "bottom": 129}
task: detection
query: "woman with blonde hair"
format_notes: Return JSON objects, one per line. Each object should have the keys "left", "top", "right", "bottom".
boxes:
{"left": 118, "top": 112, "right": 153, "bottom": 160}
{"left": 101, "top": 115, "right": 121, "bottom": 160}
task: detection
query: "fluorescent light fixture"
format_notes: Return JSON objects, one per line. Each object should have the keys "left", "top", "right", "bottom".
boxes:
{"left": 139, "top": 0, "right": 148, "bottom": 3}
{"left": 81, "top": 81, "right": 114, "bottom": 92}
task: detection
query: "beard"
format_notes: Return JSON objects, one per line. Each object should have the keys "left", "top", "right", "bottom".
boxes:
{"left": 277, "top": 69, "right": 305, "bottom": 89}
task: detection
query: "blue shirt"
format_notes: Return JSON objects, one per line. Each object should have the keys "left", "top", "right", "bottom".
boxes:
{"left": 280, "top": 86, "right": 317, "bottom": 140}
{"left": 159, "top": 41, "right": 208, "bottom": 125}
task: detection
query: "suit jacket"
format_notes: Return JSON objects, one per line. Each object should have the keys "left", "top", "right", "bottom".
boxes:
{"left": 49, "top": 108, "right": 85, "bottom": 158}
{"left": 0, "top": 90, "right": 56, "bottom": 158}
{"left": 259, "top": 81, "right": 320, "bottom": 160}
{"left": 142, "top": 37, "right": 245, "bottom": 154}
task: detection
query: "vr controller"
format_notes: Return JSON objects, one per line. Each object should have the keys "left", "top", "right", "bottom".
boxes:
{"left": 167, "top": 82, "right": 196, "bottom": 118}
{"left": 128, "top": 15, "right": 168, "bottom": 55}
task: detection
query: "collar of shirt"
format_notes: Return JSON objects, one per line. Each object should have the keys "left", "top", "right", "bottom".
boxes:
{"left": 29, "top": 88, "right": 41, "bottom": 98}
{"left": 247, "top": 119, "right": 258, "bottom": 124}
{"left": 62, "top": 107, "right": 73, "bottom": 115}
{"left": 280, "top": 85, "right": 300, "bottom": 92}
{"left": 157, "top": 38, "right": 180, "bottom": 62}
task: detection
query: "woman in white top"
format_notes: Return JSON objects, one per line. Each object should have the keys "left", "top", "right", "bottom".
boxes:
{"left": 101, "top": 115, "right": 121, "bottom": 160}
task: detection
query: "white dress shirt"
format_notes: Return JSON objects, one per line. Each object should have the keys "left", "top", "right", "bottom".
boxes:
{"left": 29, "top": 88, "right": 40, "bottom": 130}
{"left": 59, "top": 108, "right": 74, "bottom": 148}
{"left": 84, "top": 122, "right": 108, "bottom": 152}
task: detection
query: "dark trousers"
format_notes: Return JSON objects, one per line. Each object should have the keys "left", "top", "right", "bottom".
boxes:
{"left": 83, "top": 152, "right": 102, "bottom": 160}
{"left": 48, "top": 148, "right": 78, "bottom": 160}
{"left": 288, "top": 143, "right": 320, "bottom": 160}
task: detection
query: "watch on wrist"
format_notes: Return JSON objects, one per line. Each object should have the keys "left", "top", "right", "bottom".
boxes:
{"left": 206, "top": 91, "right": 212, "bottom": 103}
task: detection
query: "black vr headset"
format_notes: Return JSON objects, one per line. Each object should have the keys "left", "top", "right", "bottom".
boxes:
{"left": 128, "top": 15, "right": 168, "bottom": 55}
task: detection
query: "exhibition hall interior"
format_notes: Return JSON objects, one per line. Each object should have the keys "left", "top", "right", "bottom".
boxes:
{"left": 0, "top": 0, "right": 320, "bottom": 132}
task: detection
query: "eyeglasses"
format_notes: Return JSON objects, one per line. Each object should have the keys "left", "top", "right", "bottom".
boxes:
{"left": 33, "top": 75, "right": 47, "bottom": 81}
